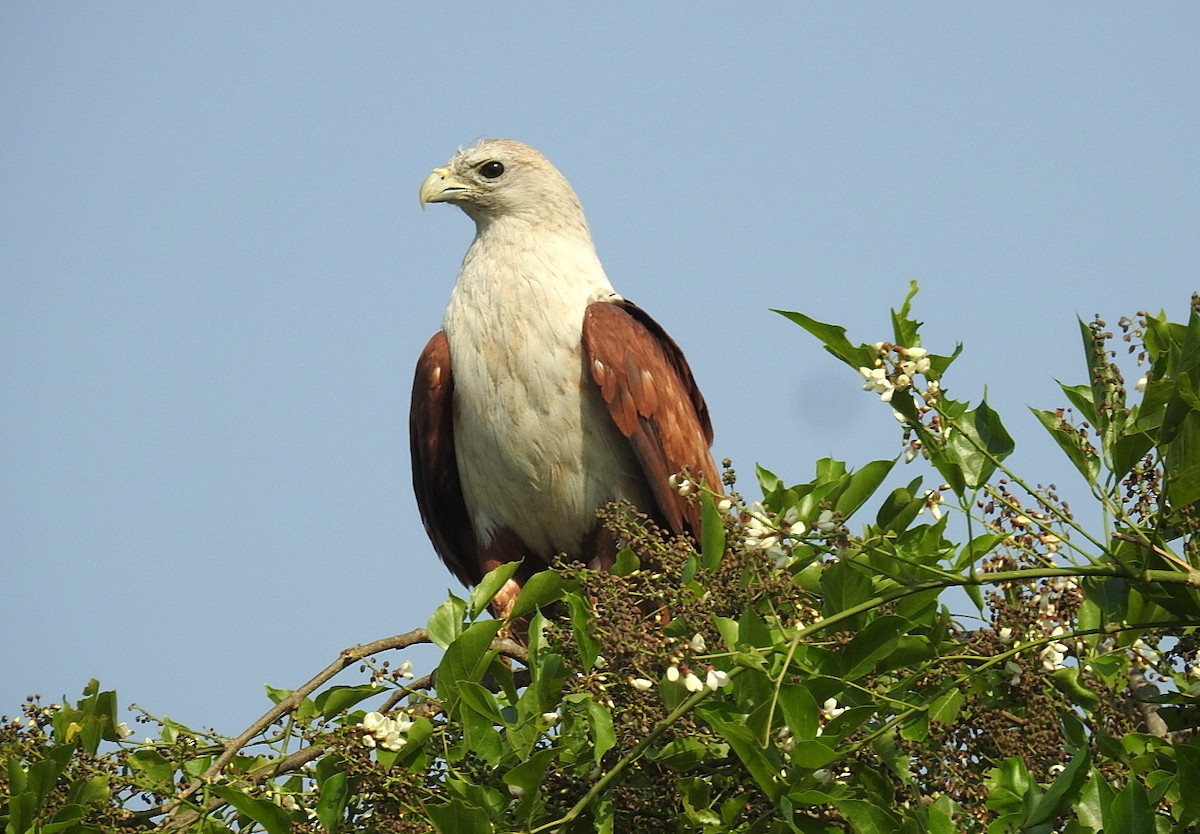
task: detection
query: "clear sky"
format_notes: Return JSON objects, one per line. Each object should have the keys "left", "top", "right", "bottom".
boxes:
{"left": 3, "top": 6, "right": 1196, "bottom": 732}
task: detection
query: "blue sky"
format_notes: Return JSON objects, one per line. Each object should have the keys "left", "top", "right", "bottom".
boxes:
{"left": 2, "top": 5, "right": 1196, "bottom": 731}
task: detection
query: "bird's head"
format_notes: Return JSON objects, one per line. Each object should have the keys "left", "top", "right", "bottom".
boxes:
{"left": 419, "top": 139, "right": 588, "bottom": 231}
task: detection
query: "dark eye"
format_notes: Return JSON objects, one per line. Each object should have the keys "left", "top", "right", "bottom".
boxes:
{"left": 479, "top": 160, "right": 505, "bottom": 179}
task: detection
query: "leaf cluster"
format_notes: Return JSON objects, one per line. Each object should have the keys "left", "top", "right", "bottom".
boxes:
{"left": 3, "top": 288, "right": 1200, "bottom": 834}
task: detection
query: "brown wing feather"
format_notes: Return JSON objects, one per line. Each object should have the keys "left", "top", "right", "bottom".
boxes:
{"left": 582, "top": 300, "right": 722, "bottom": 536}
{"left": 409, "top": 331, "right": 481, "bottom": 587}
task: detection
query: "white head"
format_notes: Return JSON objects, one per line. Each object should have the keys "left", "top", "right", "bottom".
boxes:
{"left": 419, "top": 139, "right": 590, "bottom": 237}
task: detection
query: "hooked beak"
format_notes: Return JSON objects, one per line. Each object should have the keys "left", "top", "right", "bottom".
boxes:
{"left": 419, "top": 167, "right": 470, "bottom": 209}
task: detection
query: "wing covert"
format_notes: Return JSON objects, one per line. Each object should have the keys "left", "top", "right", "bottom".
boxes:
{"left": 410, "top": 331, "right": 480, "bottom": 587}
{"left": 582, "top": 300, "right": 721, "bottom": 536}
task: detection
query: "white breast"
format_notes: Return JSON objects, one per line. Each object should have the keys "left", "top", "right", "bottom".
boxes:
{"left": 443, "top": 230, "right": 652, "bottom": 557}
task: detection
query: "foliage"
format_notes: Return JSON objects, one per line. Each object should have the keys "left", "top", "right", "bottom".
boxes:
{"left": 4, "top": 286, "right": 1200, "bottom": 833}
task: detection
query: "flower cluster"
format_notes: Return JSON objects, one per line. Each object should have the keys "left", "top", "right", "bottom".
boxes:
{"left": 1037, "top": 626, "right": 1071, "bottom": 672}
{"left": 665, "top": 664, "right": 731, "bottom": 693}
{"left": 737, "top": 502, "right": 839, "bottom": 568}
{"left": 358, "top": 710, "right": 414, "bottom": 752}
{"left": 859, "top": 345, "right": 934, "bottom": 405}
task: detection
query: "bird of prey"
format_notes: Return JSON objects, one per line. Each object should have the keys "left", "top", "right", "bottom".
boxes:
{"left": 411, "top": 139, "right": 720, "bottom": 619}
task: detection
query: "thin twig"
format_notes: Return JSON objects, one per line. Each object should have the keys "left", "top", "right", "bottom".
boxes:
{"left": 158, "top": 629, "right": 433, "bottom": 830}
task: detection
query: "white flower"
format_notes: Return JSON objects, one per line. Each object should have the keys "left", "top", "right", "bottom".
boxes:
{"left": 690, "top": 633, "right": 707, "bottom": 653}
{"left": 666, "top": 665, "right": 681, "bottom": 682}
{"left": 362, "top": 734, "right": 376, "bottom": 749}
{"left": 1135, "top": 375, "right": 1147, "bottom": 393}
{"left": 859, "top": 366, "right": 896, "bottom": 401}
{"left": 1004, "top": 660, "right": 1022, "bottom": 686}
{"left": 776, "top": 726, "right": 795, "bottom": 753}
{"left": 894, "top": 373, "right": 912, "bottom": 390}
{"left": 914, "top": 357, "right": 932, "bottom": 374}
{"left": 999, "top": 627, "right": 1014, "bottom": 643}
{"left": 397, "top": 660, "right": 414, "bottom": 679}
{"left": 361, "top": 711, "right": 386, "bottom": 733}
{"left": 813, "top": 768, "right": 833, "bottom": 784}
{"left": 716, "top": 498, "right": 733, "bottom": 513}
{"left": 892, "top": 410, "right": 907, "bottom": 423}
{"left": 705, "top": 669, "right": 730, "bottom": 690}
{"left": 630, "top": 677, "right": 654, "bottom": 692}
{"left": 380, "top": 732, "right": 407, "bottom": 752}
{"left": 593, "top": 654, "right": 608, "bottom": 669}
{"left": 684, "top": 672, "right": 705, "bottom": 693}
{"left": 788, "top": 520, "right": 807, "bottom": 536}
{"left": 116, "top": 722, "right": 133, "bottom": 739}
{"left": 902, "top": 347, "right": 928, "bottom": 359}
{"left": 816, "top": 509, "right": 836, "bottom": 533}
{"left": 820, "top": 698, "right": 846, "bottom": 720}
{"left": 1041, "top": 638, "right": 1070, "bottom": 676}
{"left": 542, "top": 712, "right": 561, "bottom": 726}
{"left": 668, "top": 474, "right": 695, "bottom": 495}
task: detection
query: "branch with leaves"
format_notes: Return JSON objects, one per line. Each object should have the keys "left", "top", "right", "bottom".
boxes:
{"left": 3, "top": 287, "right": 1198, "bottom": 833}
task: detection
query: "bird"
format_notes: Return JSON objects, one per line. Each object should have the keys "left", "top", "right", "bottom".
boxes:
{"left": 411, "top": 139, "right": 721, "bottom": 621}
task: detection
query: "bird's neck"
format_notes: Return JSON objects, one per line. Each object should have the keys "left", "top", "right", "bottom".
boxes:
{"left": 453, "top": 215, "right": 615, "bottom": 308}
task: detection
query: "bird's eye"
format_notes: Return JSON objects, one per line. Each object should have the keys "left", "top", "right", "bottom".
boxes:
{"left": 479, "top": 160, "right": 505, "bottom": 179}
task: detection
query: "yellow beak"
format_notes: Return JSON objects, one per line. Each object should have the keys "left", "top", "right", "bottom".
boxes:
{"left": 419, "top": 167, "right": 469, "bottom": 209}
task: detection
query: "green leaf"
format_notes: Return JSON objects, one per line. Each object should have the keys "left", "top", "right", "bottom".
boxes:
{"left": 611, "top": 546, "right": 640, "bottom": 576}
{"left": 697, "top": 704, "right": 782, "bottom": 800}
{"left": 468, "top": 561, "right": 522, "bottom": 620}
{"left": 504, "top": 747, "right": 557, "bottom": 806}
{"left": 833, "top": 798, "right": 903, "bottom": 834}
{"left": 1106, "top": 777, "right": 1153, "bottom": 834}
{"left": 650, "top": 737, "right": 712, "bottom": 769}
{"left": 435, "top": 619, "right": 504, "bottom": 712}
{"left": 1165, "top": 407, "right": 1200, "bottom": 509}
{"left": 946, "top": 397, "right": 1013, "bottom": 490}
{"left": 210, "top": 785, "right": 293, "bottom": 834}
{"left": 508, "top": 570, "right": 569, "bottom": 619}
{"left": 424, "top": 799, "right": 494, "bottom": 834}
{"left": 701, "top": 492, "right": 726, "bottom": 571}
{"left": 1050, "top": 667, "right": 1101, "bottom": 711}
{"left": 890, "top": 280, "right": 923, "bottom": 349}
{"left": 986, "top": 756, "right": 1033, "bottom": 817}
{"left": 427, "top": 592, "right": 467, "bottom": 649}
{"left": 587, "top": 698, "right": 616, "bottom": 764}
{"left": 1082, "top": 576, "right": 1129, "bottom": 624}
{"left": 1074, "top": 767, "right": 1114, "bottom": 831}
{"left": 314, "top": 684, "right": 381, "bottom": 720}
{"left": 1031, "top": 407, "right": 1101, "bottom": 484}
{"left": 457, "top": 681, "right": 507, "bottom": 726}
{"left": 565, "top": 590, "right": 601, "bottom": 670}
{"left": 875, "top": 483, "right": 925, "bottom": 535}
{"left": 315, "top": 770, "right": 348, "bottom": 832}
{"left": 787, "top": 739, "right": 838, "bottom": 769}
{"left": 777, "top": 683, "right": 820, "bottom": 740}
{"left": 836, "top": 459, "right": 895, "bottom": 518}
{"left": 1026, "top": 747, "right": 1090, "bottom": 826}
{"left": 929, "top": 688, "right": 965, "bottom": 725}
{"left": 841, "top": 615, "right": 908, "bottom": 679}
{"left": 1175, "top": 741, "right": 1200, "bottom": 823}
{"left": 774, "top": 309, "right": 877, "bottom": 370}
{"left": 821, "top": 558, "right": 872, "bottom": 627}
{"left": 127, "top": 748, "right": 176, "bottom": 792}
{"left": 1059, "top": 380, "right": 1098, "bottom": 427}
